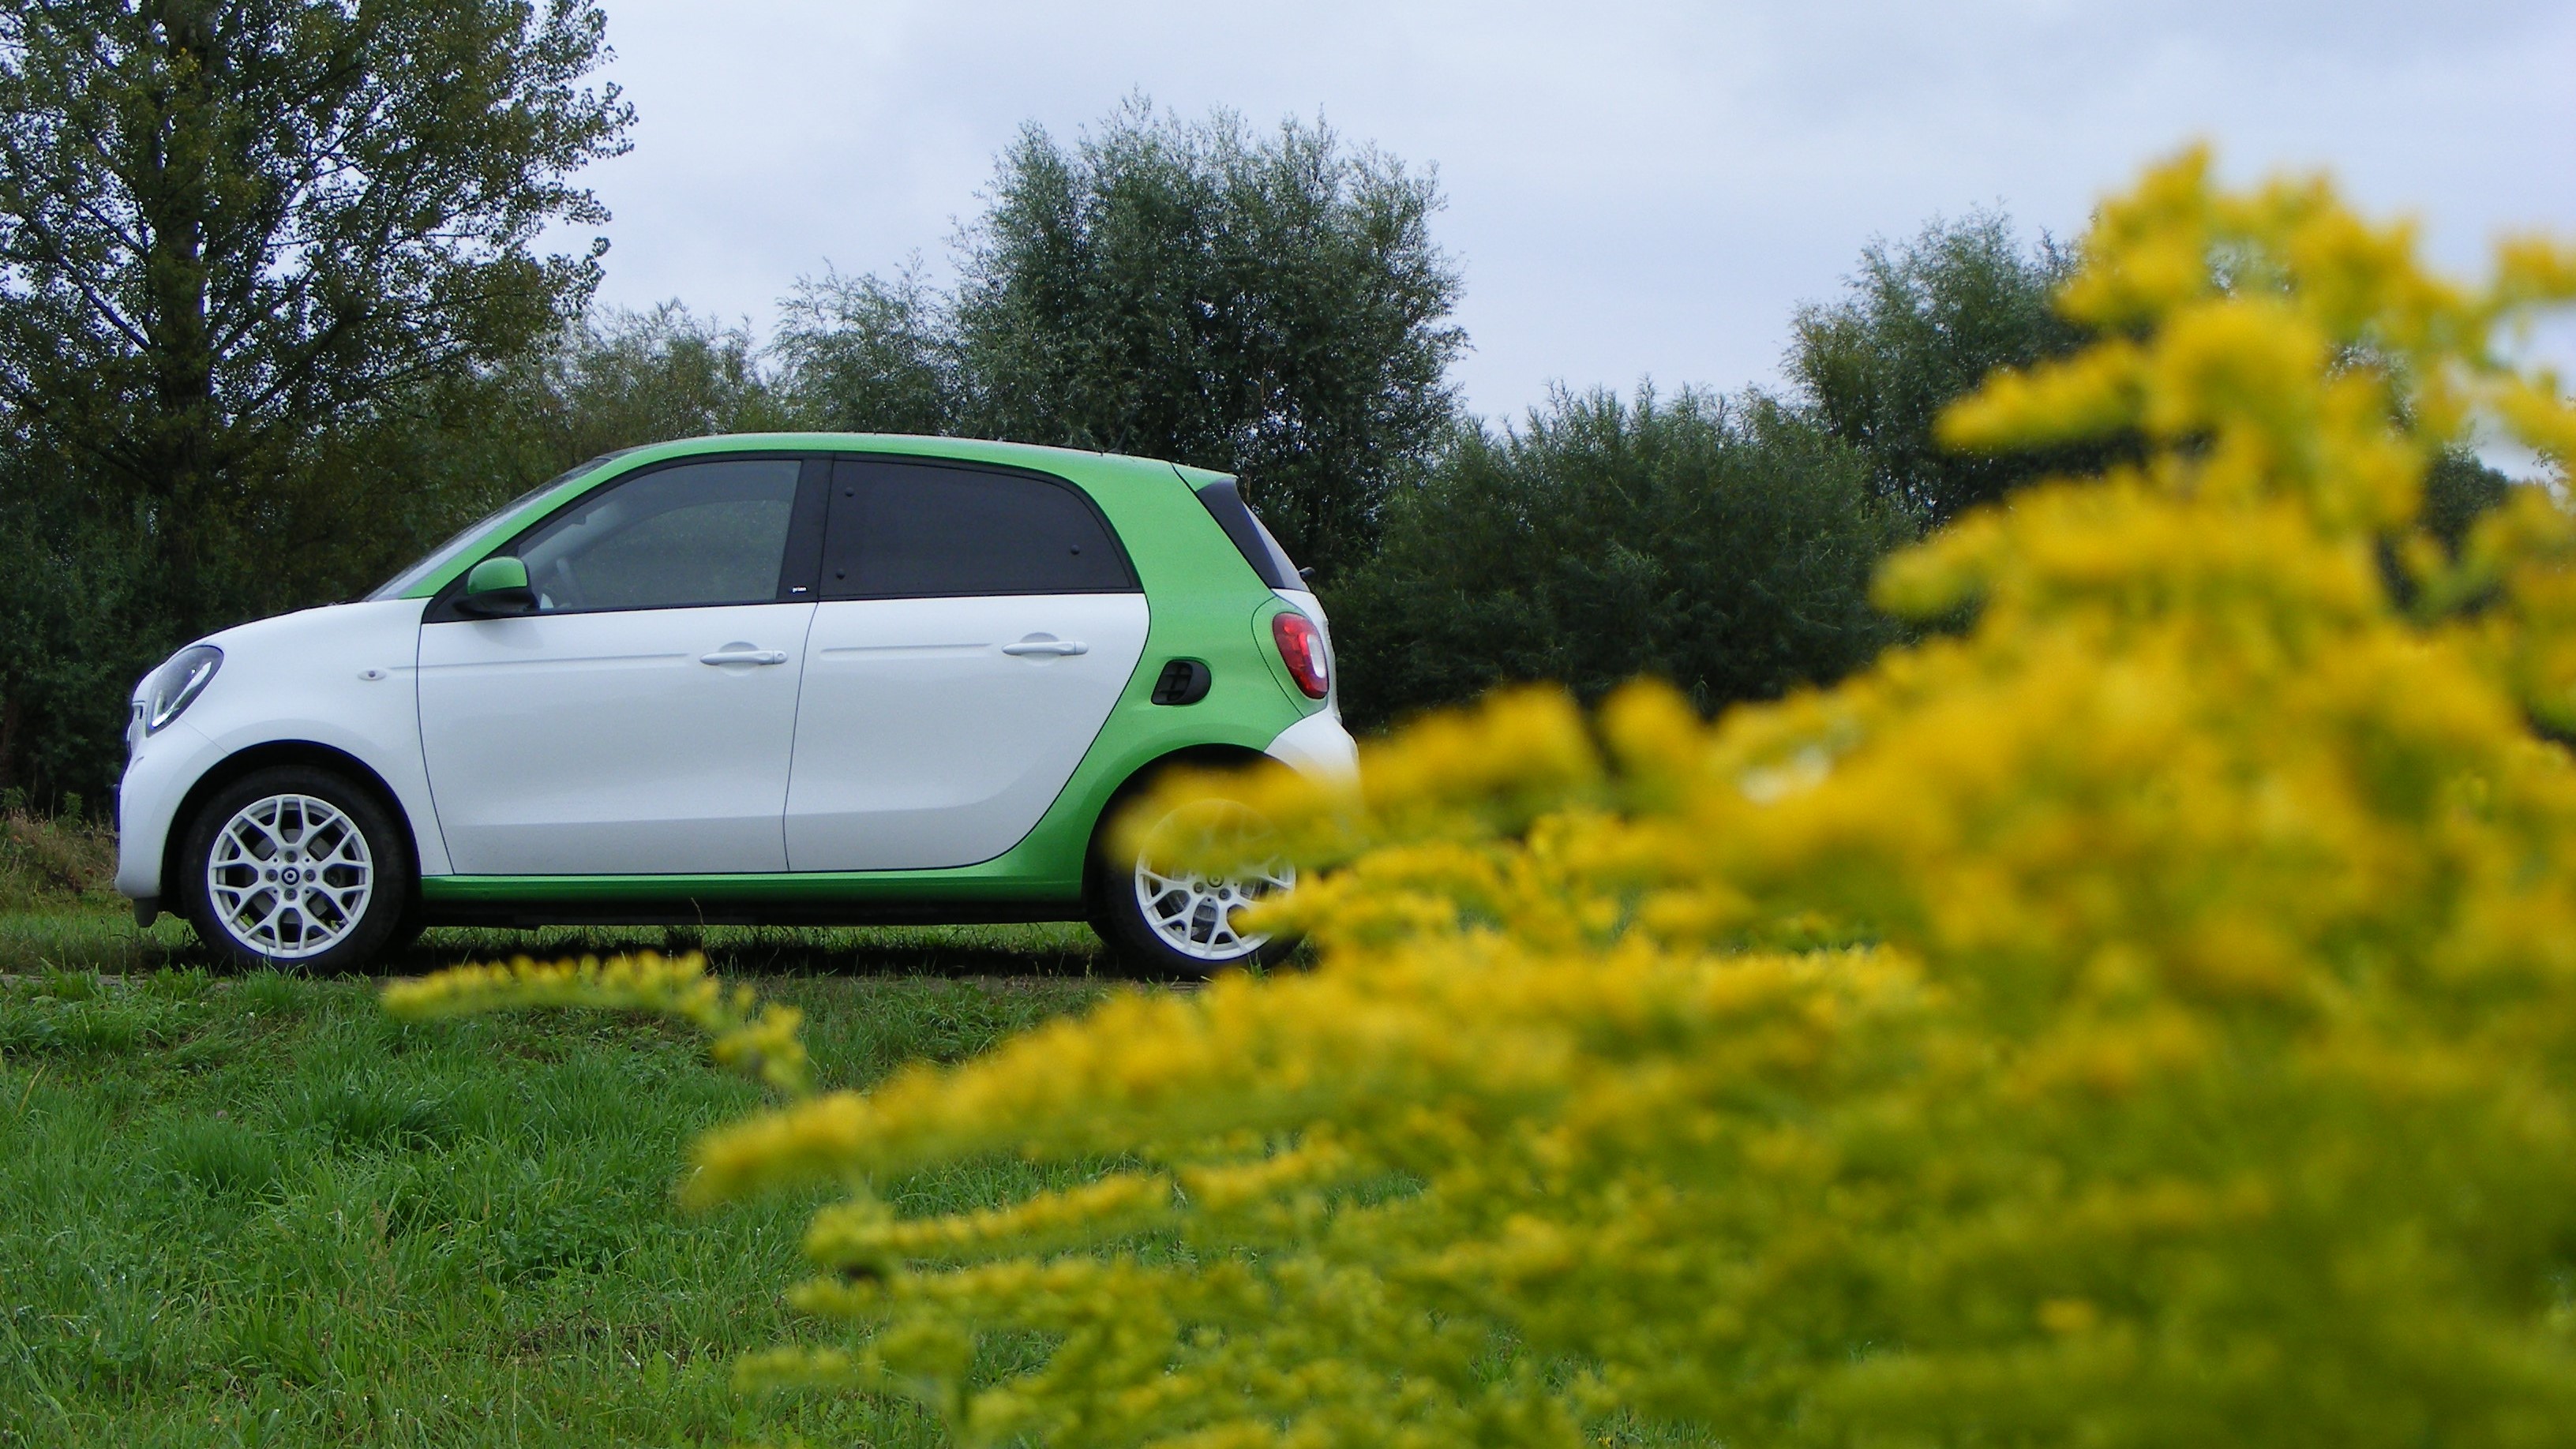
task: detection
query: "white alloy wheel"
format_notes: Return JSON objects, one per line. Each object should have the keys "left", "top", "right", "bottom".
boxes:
{"left": 203, "top": 793, "right": 376, "bottom": 960}
{"left": 1131, "top": 799, "right": 1296, "bottom": 963}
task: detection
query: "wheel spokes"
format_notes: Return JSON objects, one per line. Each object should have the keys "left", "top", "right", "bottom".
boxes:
{"left": 1131, "top": 802, "right": 1295, "bottom": 962}
{"left": 203, "top": 793, "right": 373, "bottom": 960}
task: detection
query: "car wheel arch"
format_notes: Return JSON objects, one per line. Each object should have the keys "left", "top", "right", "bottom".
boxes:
{"left": 162, "top": 741, "right": 425, "bottom": 908}
{"left": 1084, "top": 743, "right": 1279, "bottom": 891}
{"left": 1096, "top": 743, "right": 1273, "bottom": 822}
{"left": 1085, "top": 743, "right": 1302, "bottom": 977}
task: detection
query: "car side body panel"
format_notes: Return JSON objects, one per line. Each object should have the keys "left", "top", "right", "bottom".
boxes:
{"left": 785, "top": 593, "right": 1153, "bottom": 870}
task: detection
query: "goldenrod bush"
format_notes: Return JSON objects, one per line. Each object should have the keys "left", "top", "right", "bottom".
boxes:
{"left": 389, "top": 149, "right": 2576, "bottom": 1447}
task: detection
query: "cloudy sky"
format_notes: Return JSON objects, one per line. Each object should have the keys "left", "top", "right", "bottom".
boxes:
{"left": 568, "top": 0, "right": 2576, "bottom": 424}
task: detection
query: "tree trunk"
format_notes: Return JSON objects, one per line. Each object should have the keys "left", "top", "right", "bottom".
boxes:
{"left": 131, "top": 1, "right": 223, "bottom": 615}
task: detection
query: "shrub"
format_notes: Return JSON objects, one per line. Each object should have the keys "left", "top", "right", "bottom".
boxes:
{"left": 0, "top": 805, "right": 116, "bottom": 911}
{"left": 1332, "top": 386, "right": 1904, "bottom": 732}
{"left": 391, "top": 149, "right": 2576, "bottom": 1447}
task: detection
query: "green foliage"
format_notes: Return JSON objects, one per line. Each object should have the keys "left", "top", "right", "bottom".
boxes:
{"left": 0, "top": 0, "right": 631, "bottom": 806}
{"left": 329, "top": 302, "right": 798, "bottom": 582}
{"left": 516, "top": 302, "right": 799, "bottom": 464}
{"left": 1789, "top": 211, "right": 2105, "bottom": 529}
{"left": 2424, "top": 446, "right": 2515, "bottom": 551}
{"left": 781, "top": 99, "right": 1466, "bottom": 579}
{"left": 0, "top": 0, "right": 631, "bottom": 521}
{"left": 1333, "top": 385, "right": 1904, "bottom": 731}
{"left": 777, "top": 262, "right": 962, "bottom": 438}
{"left": 0, "top": 484, "right": 171, "bottom": 809}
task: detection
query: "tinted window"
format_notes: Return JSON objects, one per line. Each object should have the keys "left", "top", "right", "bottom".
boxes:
{"left": 512, "top": 458, "right": 802, "bottom": 612}
{"left": 819, "top": 459, "right": 1135, "bottom": 598}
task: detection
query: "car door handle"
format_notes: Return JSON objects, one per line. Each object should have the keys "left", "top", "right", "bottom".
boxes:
{"left": 700, "top": 647, "right": 790, "bottom": 666}
{"left": 1002, "top": 636, "right": 1089, "bottom": 657}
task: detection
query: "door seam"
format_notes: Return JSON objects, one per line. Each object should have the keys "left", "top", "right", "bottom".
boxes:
{"left": 777, "top": 601, "right": 827, "bottom": 871}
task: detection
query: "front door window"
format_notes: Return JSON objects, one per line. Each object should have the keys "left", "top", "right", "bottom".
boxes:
{"left": 515, "top": 457, "right": 803, "bottom": 612}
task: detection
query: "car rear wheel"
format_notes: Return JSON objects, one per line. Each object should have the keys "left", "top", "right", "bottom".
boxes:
{"left": 1090, "top": 788, "right": 1297, "bottom": 979}
{"left": 180, "top": 765, "right": 413, "bottom": 973}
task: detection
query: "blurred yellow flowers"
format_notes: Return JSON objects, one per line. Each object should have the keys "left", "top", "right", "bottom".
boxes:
{"left": 384, "top": 950, "right": 809, "bottom": 1095}
{"left": 388, "top": 148, "right": 2576, "bottom": 1447}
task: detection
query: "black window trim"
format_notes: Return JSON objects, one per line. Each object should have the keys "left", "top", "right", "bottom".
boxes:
{"left": 813, "top": 451, "right": 1142, "bottom": 601}
{"left": 1191, "top": 476, "right": 1299, "bottom": 591}
{"left": 423, "top": 451, "right": 830, "bottom": 623}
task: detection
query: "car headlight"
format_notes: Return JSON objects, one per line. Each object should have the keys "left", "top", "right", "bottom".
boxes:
{"left": 134, "top": 645, "right": 223, "bottom": 738}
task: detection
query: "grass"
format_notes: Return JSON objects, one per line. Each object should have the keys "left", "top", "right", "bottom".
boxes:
{"left": 0, "top": 819, "right": 1715, "bottom": 1447}
{"left": 0, "top": 878, "right": 1121, "bottom": 1446}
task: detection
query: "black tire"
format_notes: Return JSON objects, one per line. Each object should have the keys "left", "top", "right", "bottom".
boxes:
{"left": 1086, "top": 768, "right": 1299, "bottom": 980}
{"left": 381, "top": 898, "right": 430, "bottom": 962}
{"left": 178, "top": 765, "right": 414, "bottom": 973}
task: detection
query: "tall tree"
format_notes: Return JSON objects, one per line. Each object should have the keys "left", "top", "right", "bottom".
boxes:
{"left": 1788, "top": 212, "right": 2098, "bottom": 530}
{"left": 782, "top": 100, "right": 1466, "bottom": 580}
{"left": 0, "top": 0, "right": 630, "bottom": 803}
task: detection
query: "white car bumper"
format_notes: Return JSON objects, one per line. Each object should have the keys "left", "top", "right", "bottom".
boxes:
{"left": 1264, "top": 708, "right": 1359, "bottom": 784}
{"left": 116, "top": 719, "right": 221, "bottom": 904}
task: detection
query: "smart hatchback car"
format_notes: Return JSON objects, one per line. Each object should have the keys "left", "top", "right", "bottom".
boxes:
{"left": 117, "top": 436, "right": 1355, "bottom": 975}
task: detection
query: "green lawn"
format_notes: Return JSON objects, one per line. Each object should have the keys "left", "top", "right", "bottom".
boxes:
{"left": 0, "top": 903, "right": 1118, "bottom": 1447}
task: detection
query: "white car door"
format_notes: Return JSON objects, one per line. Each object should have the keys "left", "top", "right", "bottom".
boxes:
{"left": 784, "top": 457, "right": 1149, "bottom": 871}
{"left": 418, "top": 456, "right": 819, "bottom": 875}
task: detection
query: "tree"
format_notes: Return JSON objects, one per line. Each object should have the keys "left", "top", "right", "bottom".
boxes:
{"left": 292, "top": 302, "right": 794, "bottom": 599}
{"left": 782, "top": 100, "right": 1466, "bottom": 580}
{"left": 0, "top": 0, "right": 631, "bottom": 803}
{"left": 519, "top": 301, "right": 792, "bottom": 466}
{"left": 1332, "top": 385, "right": 1902, "bottom": 730}
{"left": 774, "top": 263, "right": 958, "bottom": 439}
{"left": 1789, "top": 212, "right": 2521, "bottom": 552}
{"left": 1788, "top": 211, "right": 2098, "bottom": 529}
{"left": 2422, "top": 446, "right": 2514, "bottom": 552}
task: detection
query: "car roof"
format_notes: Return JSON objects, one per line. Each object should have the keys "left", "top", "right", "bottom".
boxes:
{"left": 388, "top": 432, "right": 1229, "bottom": 601}
{"left": 609, "top": 432, "right": 1214, "bottom": 481}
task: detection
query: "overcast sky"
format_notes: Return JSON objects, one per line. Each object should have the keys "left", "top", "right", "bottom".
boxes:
{"left": 568, "top": 0, "right": 2576, "bottom": 425}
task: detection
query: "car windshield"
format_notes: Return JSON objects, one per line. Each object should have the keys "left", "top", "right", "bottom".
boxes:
{"left": 365, "top": 451, "right": 636, "bottom": 601}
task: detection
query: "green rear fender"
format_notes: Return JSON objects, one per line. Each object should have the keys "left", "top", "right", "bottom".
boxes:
{"left": 1009, "top": 602, "right": 1317, "bottom": 893}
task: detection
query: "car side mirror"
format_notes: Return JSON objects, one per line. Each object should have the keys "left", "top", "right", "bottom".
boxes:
{"left": 457, "top": 556, "right": 535, "bottom": 616}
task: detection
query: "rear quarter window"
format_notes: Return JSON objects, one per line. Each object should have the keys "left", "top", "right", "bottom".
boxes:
{"left": 1191, "top": 477, "right": 1303, "bottom": 590}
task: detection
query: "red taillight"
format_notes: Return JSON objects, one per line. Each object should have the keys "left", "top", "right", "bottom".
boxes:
{"left": 1272, "top": 612, "right": 1329, "bottom": 699}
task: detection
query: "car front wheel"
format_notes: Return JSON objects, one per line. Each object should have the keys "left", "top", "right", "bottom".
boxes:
{"left": 1091, "top": 791, "right": 1298, "bottom": 979}
{"left": 180, "top": 765, "right": 413, "bottom": 972}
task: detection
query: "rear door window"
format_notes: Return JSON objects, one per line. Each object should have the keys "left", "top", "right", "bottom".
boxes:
{"left": 818, "top": 458, "right": 1137, "bottom": 598}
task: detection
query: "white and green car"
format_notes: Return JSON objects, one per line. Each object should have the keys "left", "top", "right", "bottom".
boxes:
{"left": 118, "top": 436, "right": 1355, "bottom": 975}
